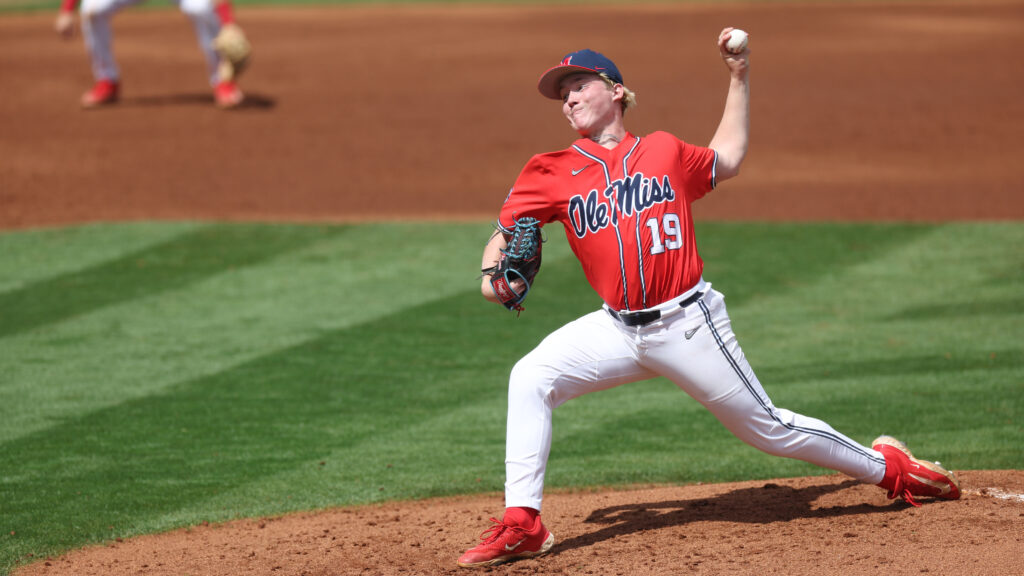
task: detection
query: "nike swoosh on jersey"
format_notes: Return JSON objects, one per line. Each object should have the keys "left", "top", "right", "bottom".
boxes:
{"left": 685, "top": 326, "right": 700, "bottom": 340}
{"left": 571, "top": 165, "right": 590, "bottom": 176}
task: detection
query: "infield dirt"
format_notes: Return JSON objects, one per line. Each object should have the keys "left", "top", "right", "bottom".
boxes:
{"left": 13, "top": 471, "right": 1024, "bottom": 576}
{"left": 2, "top": 1, "right": 1023, "bottom": 227}
{"left": 3, "top": 1, "right": 1023, "bottom": 575}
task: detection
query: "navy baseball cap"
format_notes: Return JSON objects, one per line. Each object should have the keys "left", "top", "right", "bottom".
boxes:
{"left": 537, "top": 49, "right": 624, "bottom": 100}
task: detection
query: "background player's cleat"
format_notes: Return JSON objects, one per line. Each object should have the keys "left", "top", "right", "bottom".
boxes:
{"left": 457, "top": 516, "right": 554, "bottom": 568}
{"left": 873, "top": 435, "right": 961, "bottom": 507}
{"left": 80, "top": 79, "right": 119, "bottom": 108}
{"left": 214, "top": 80, "right": 244, "bottom": 109}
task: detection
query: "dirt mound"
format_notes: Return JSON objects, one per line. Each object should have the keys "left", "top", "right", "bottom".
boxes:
{"left": 16, "top": 471, "right": 1024, "bottom": 576}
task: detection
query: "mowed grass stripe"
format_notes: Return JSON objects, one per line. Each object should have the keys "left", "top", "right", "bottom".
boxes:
{"left": 0, "top": 222, "right": 206, "bottom": 295}
{"left": 694, "top": 221, "right": 936, "bottom": 309}
{"left": 0, "top": 221, "right": 572, "bottom": 444}
{"left": 150, "top": 292, "right": 547, "bottom": 529}
{"left": 0, "top": 223, "right": 347, "bottom": 338}
{"left": 0, "top": 266, "right": 560, "bottom": 563}
{"left": 719, "top": 223, "right": 1024, "bottom": 360}
{"left": 153, "top": 394, "right": 513, "bottom": 529}
{"left": 2, "top": 221, "right": 1022, "bottom": 574}
{"left": 712, "top": 223, "right": 1024, "bottom": 464}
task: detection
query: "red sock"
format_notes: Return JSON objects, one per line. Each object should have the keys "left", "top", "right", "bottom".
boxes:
{"left": 214, "top": 1, "right": 235, "bottom": 25}
{"left": 503, "top": 506, "right": 538, "bottom": 529}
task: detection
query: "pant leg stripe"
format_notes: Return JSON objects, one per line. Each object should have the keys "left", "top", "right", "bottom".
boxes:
{"left": 696, "top": 300, "right": 885, "bottom": 466}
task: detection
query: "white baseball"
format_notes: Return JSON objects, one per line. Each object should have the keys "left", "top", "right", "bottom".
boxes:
{"left": 726, "top": 29, "right": 748, "bottom": 54}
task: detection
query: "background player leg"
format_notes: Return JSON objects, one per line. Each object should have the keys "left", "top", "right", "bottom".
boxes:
{"left": 78, "top": 0, "right": 141, "bottom": 107}
{"left": 176, "top": 0, "right": 239, "bottom": 107}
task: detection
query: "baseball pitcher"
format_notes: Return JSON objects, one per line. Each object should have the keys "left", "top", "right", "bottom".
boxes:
{"left": 460, "top": 29, "right": 961, "bottom": 568}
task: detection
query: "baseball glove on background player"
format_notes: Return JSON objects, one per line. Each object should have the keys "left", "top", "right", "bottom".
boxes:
{"left": 484, "top": 217, "right": 543, "bottom": 313}
{"left": 213, "top": 22, "right": 251, "bottom": 82}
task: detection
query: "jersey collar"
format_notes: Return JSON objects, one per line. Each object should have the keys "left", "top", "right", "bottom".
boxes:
{"left": 572, "top": 132, "right": 638, "bottom": 158}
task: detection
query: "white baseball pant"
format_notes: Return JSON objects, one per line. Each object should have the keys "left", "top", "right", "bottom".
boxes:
{"left": 504, "top": 283, "right": 887, "bottom": 511}
{"left": 79, "top": 0, "right": 222, "bottom": 86}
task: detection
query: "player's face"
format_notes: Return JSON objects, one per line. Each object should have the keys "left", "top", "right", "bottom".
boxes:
{"left": 559, "top": 73, "right": 621, "bottom": 137}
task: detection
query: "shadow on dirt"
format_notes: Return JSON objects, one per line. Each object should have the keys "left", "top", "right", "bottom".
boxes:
{"left": 553, "top": 480, "right": 904, "bottom": 555}
{"left": 116, "top": 92, "right": 277, "bottom": 110}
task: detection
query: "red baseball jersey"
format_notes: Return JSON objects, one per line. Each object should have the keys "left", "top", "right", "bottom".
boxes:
{"left": 499, "top": 131, "right": 716, "bottom": 312}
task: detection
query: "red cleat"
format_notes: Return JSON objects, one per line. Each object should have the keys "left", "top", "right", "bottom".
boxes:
{"left": 80, "top": 79, "right": 119, "bottom": 108}
{"left": 873, "top": 435, "right": 961, "bottom": 506}
{"left": 214, "top": 80, "right": 244, "bottom": 109}
{"left": 457, "top": 515, "right": 554, "bottom": 568}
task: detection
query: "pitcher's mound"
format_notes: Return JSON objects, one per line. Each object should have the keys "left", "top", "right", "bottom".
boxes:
{"left": 16, "top": 470, "right": 1024, "bottom": 576}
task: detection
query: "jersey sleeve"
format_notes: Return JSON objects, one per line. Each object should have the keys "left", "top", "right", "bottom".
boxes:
{"left": 498, "top": 155, "right": 560, "bottom": 230}
{"left": 677, "top": 139, "right": 718, "bottom": 201}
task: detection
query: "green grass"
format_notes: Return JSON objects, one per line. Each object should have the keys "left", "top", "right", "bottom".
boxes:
{"left": 1, "top": 220, "right": 1022, "bottom": 573}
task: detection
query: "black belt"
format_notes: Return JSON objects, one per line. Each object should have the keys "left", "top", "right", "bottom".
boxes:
{"left": 607, "top": 291, "right": 704, "bottom": 327}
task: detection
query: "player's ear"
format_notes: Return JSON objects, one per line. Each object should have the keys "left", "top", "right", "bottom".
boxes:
{"left": 611, "top": 83, "right": 625, "bottom": 103}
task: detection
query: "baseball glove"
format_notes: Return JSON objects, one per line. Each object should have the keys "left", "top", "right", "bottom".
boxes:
{"left": 213, "top": 23, "right": 251, "bottom": 82}
{"left": 483, "top": 217, "right": 544, "bottom": 313}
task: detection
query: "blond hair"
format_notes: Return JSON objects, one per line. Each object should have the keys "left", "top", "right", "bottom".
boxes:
{"left": 599, "top": 73, "right": 637, "bottom": 112}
